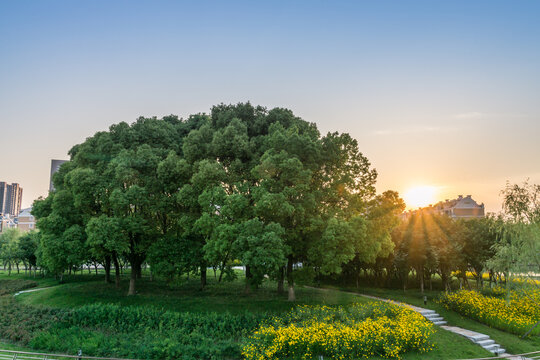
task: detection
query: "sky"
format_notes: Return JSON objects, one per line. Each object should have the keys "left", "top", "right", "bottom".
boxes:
{"left": 1, "top": 0, "right": 539, "bottom": 212}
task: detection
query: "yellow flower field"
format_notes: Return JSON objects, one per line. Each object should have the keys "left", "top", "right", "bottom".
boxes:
{"left": 439, "top": 289, "right": 540, "bottom": 336}
{"left": 242, "top": 302, "right": 434, "bottom": 360}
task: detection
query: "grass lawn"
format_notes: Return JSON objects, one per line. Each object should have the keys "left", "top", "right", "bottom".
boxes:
{"left": 15, "top": 273, "right": 368, "bottom": 313}
{"left": 328, "top": 284, "right": 540, "bottom": 355}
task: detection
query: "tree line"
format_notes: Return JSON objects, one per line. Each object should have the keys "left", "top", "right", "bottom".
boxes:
{"left": 10, "top": 103, "right": 536, "bottom": 298}
{"left": 30, "top": 103, "right": 405, "bottom": 299}
{"left": 338, "top": 181, "right": 540, "bottom": 293}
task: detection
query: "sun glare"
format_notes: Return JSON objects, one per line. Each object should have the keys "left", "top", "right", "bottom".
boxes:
{"left": 403, "top": 186, "right": 438, "bottom": 209}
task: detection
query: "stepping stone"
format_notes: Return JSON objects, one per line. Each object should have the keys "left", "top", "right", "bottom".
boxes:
{"left": 427, "top": 316, "right": 444, "bottom": 322}
{"left": 432, "top": 320, "right": 447, "bottom": 325}
{"left": 423, "top": 313, "right": 440, "bottom": 319}
{"left": 476, "top": 339, "right": 495, "bottom": 346}
{"left": 418, "top": 309, "right": 436, "bottom": 315}
{"left": 482, "top": 344, "right": 500, "bottom": 352}
{"left": 468, "top": 334, "right": 490, "bottom": 343}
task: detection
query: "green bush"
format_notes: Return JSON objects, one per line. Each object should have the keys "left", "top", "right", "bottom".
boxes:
{"left": 9, "top": 302, "right": 270, "bottom": 359}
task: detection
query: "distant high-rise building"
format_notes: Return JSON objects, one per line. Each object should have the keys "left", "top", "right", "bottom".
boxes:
{"left": 0, "top": 183, "right": 6, "bottom": 215}
{"left": 50, "top": 159, "right": 68, "bottom": 192}
{"left": 0, "top": 182, "right": 23, "bottom": 217}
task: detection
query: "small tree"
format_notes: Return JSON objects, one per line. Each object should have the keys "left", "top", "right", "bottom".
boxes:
{"left": 488, "top": 181, "right": 540, "bottom": 337}
{"left": 0, "top": 228, "right": 22, "bottom": 275}
{"left": 18, "top": 231, "right": 39, "bottom": 274}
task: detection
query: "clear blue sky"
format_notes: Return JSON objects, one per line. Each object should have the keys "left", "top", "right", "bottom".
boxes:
{"left": 1, "top": 1, "right": 539, "bottom": 211}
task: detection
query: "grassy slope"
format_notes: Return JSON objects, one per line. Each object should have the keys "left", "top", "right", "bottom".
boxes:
{"left": 327, "top": 285, "right": 540, "bottom": 355}
{"left": 16, "top": 275, "right": 366, "bottom": 313}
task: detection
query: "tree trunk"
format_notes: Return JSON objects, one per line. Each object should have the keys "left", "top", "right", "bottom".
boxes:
{"left": 287, "top": 256, "right": 295, "bottom": 302}
{"left": 128, "top": 257, "right": 140, "bottom": 296}
{"left": 104, "top": 256, "right": 112, "bottom": 284}
{"left": 200, "top": 263, "right": 207, "bottom": 290}
{"left": 218, "top": 265, "right": 224, "bottom": 283}
{"left": 419, "top": 267, "right": 424, "bottom": 294}
{"left": 128, "top": 270, "right": 136, "bottom": 296}
{"left": 277, "top": 266, "right": 285, "bottom": 294}
{"left": 112, "top": 253, "right": 121, "bottom": 288}
{"left": 245, "top": 265, "right": 252, "bottom": 294}
{"left": 136, "top": 262, "right": 142, "bottom": 279}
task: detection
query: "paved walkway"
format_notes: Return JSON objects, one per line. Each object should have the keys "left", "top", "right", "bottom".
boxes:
{"left": 13, "top": 287, "right": 51, "bottom": 297}
{"left": 359, "top": 293, "right": 507, "bottom": 355}
{"left": 305, "top": 287, "right": 531, "bottom": 358}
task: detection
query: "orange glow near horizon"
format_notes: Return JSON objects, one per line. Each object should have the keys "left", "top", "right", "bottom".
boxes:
{"left": 403, "top": 186, "right": 438, "bottom": 209}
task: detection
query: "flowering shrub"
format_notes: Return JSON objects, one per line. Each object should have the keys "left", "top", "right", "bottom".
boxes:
{"left": 242, "top": 302, "right": 434, "bottom": 360}
{"left": 439, "top": 290, "right": 540, "bottom": 336}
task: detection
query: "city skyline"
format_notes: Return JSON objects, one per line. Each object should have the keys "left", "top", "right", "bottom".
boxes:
{"left": 1, "top": 1, "right": 539, "bottom": 211}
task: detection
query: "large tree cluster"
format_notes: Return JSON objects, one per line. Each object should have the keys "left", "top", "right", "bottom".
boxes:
{"left": 33, "top": 103, "right": 401, "bottom": 298}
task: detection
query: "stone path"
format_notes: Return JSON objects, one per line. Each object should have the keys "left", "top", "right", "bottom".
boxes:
{"left": 13, "top": 287, "right": 51, "bottom": 297}
{"left": 304, "top": 287, "right": 523, "bottom": 358}
{"left": 360, "top": 293, "right": 515, "bottom": 357}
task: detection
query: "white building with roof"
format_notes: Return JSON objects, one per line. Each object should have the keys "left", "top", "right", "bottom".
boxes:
{"left": 17, "top": 207, "right": 36, "bottom": 232}
{"left": 432, "top": 195, "right": 485, "bottom": 219}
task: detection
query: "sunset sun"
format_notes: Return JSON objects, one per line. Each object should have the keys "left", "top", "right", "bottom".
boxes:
{"left": 403, "top": 186, "right": 438, "bottom": 209}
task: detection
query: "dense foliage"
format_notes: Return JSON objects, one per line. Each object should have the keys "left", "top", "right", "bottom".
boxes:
{"left": 32, "top": 103, "right": 403, "bottom": 300}
{"left": 242, "top": 302, "right": 434, "bottom": 360}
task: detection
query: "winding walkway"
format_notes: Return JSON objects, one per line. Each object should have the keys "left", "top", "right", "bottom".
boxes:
{"left": 305, "top": 287, "right": 532, "bottom": 359}
{"left": 13, "top": 287, "right": 52, "bottom": 297}
{"left": 360, "top": 293, "right": 507, "bottom": 356}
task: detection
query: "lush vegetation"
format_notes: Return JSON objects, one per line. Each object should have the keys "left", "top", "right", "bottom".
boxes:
{"left": 243, "top": 302, "right": 434, "bottom": 360}
{"left": 439, "top": 289, "right": 540, "bottom": 336}
{"left": 0, "top": 275, "right": 493, "bottom": 360}
{"left": 30, "top": 103, "right": 404, "bottom": 301}
{"left": 2, "top": 277, "right": 379, "bottom": 359}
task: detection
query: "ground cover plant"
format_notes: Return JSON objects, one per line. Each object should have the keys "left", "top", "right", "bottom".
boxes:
{"left": 242, "top": 302, "right": 435, "bottom": 360}
{"left": 438, "top": 289, "right": 540, "bottom": 337}
{"left": 0, "top": 279, "right": 37, "bottom": 296}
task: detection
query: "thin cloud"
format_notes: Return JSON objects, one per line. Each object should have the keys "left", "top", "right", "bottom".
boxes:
{"left": 372, "top": 126, "right": 454, "bottom": 136}
{"left": 454, "top": 112, "right": 485, "bottom": 119}
{"left": 453, "top": 112, "right": 529, "bottom": 120}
